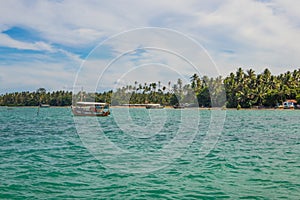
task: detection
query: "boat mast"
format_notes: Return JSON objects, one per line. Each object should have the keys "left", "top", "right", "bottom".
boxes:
{"left": 80, "top": 86, "right": 83, "bottom": 102}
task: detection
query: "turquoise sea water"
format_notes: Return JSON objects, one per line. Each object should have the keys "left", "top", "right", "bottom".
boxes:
{"left": 0, "top": 107, "right": 299, "bottom": 199}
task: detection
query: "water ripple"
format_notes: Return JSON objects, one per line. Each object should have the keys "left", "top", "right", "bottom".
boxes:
{"left": 0, "top": 108, "right": 299, "bottom": 199}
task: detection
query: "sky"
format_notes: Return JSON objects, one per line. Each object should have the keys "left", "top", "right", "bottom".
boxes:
{"left": 1, "top": 0, "right": 300, "bottom": 93}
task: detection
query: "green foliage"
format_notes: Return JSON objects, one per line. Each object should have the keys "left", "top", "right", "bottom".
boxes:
{"left": 0, "top": 90, "right": 73, "bottom": 106}
{"left": 296, "top": 94, "right": 300, "bottom": 104}
{"left": 224, "top": 68, "right": 300, "bottom": 108}
{"left": 0, "top": 68, "right": 299, "bottom": 107}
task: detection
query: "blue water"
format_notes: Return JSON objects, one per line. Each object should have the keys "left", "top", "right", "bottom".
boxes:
{"left": 0, "top": 107, "right": 299, "bottom": 199}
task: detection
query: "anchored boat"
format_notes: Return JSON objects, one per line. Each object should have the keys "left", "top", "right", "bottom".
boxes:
{"left": 145, "top": 104, "right": 164, "bottom": 109}
{"left": 72, "top": 102, "right": 110, "bottom": 116}
{"left": 283, "top": 100, "right": 296, "bottom": 109}
{"left": 40, "top": 104, "right": 50, "bottom": 108}
{"left": 173, "top": 104, "right": 185, "bottom": 109}
{"left": 276, "top": 99, "right": 297, "bottom": 109}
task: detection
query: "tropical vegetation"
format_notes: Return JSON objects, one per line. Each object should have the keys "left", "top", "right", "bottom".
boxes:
{"left": 1, "top": 68, "right": 299, "bottom": 108}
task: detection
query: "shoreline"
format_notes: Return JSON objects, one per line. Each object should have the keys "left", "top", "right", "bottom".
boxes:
{"left": 1, "top": 105, "right": 298, "bottom": 111}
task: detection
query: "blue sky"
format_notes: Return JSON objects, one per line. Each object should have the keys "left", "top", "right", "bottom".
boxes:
{"left": 1, "top": 0, "right": 300, "bottom": 93}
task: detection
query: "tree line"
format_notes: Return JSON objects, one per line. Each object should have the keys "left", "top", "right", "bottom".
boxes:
{"left": 224, "top": 68, "right": 300, "bottom": 108}
{"left": 1, "top": 68, "right": 300, "bottom": 108}
{"left": 0, "top": 88, "right": 73, "bottom": 106}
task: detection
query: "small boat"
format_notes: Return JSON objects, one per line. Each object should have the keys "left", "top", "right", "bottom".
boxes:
{"left": 173, "top": 104, "right": 185, "bottom": 109}
{"left": 40, "top": 104, "right": 50, "bottom": 108}
{"left": 145, "top": 104, "right": 164, "bottom": 109}
{"left": 72, "top": 102, "right": 110, "bottom": 117}
{"left": 283, "top": 100, "right": 296, "bottom": 109}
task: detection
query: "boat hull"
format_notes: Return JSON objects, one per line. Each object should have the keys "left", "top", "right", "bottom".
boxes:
{"left": 72, "top": 110, "right": 110, "bottom": 117}
{"left": 72, "top": 101, "right": 110, "bottom": 117}
{"left": 146, "top": 106, "right": 164, "bottom": 109}
{"left": 173, "top": 106, "right": 185, "bottom": 109}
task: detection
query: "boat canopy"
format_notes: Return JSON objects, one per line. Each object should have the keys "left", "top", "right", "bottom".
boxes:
{"left": 285, "top": 99, "right": 297, "bottom": 103}
{"left": 121, "top": 103, "right": 161, "bottom": 106}
{"left": 76, "top": 102, "right": 108, "bottom": 106}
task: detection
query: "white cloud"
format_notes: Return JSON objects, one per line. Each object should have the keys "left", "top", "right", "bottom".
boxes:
{"left": 0, "top": 0, "right": 221, "bottom": 46}
{"left": 270, "top": 0, "right": 300, "bottom": 23}
{"left": 0, "top": 33, "right": 54, "bottom": 51}
{"left": 0, "top": 61, "right": 77, "bottom": 93}
{"left": 193, "top": 0, "right": 300, "bottom": 74}
{"left": 1, "top": 0, "right": 300, "bottom": 92}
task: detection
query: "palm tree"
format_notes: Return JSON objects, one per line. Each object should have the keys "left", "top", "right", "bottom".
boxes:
{"left": 190, "top": 73, "right": 199, "bottom": 89}
{"left": 158, "top": 81, "right": 161, "bottom": 91}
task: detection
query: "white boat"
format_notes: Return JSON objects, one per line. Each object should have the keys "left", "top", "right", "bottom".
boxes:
{"left": 173, "top": 104, "right": 185, "bottom": 109}
{"left": 145, "top": 104, "right": 164, "bottom": 109}
{"left": 40, "top": 104, "right": 50, "bottom": 108}
{"left": 72, "top": 102, "right": 110, "bottom": 116}
{"left": 276, "top": 99, "right": 297, "bottom": 109}
{"left": 283, "top": 100, "right": 296, "bottom": 109}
